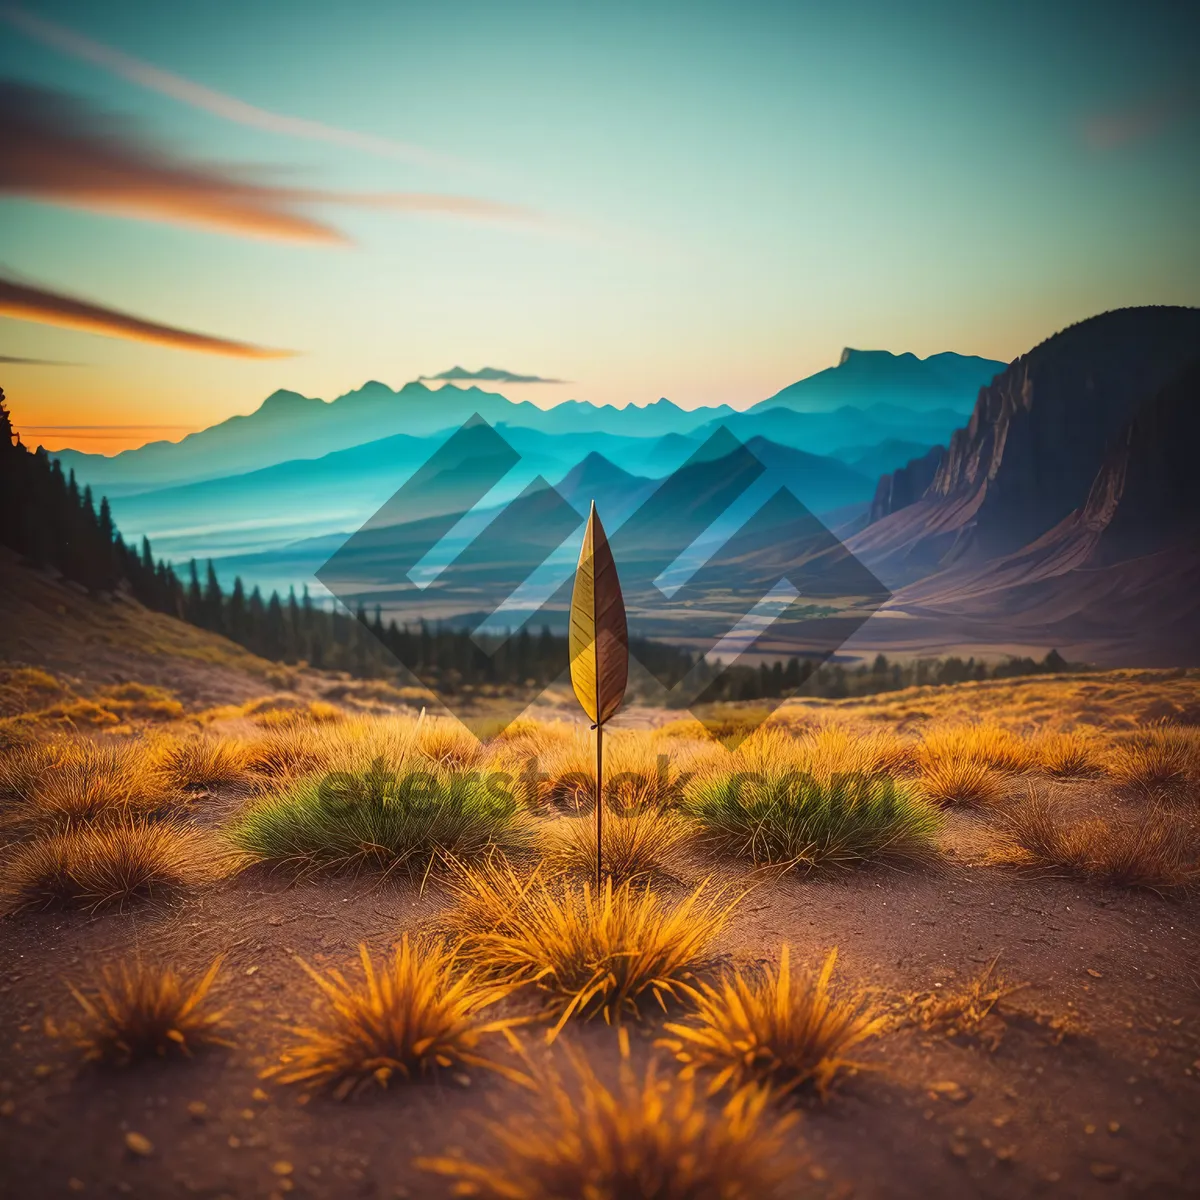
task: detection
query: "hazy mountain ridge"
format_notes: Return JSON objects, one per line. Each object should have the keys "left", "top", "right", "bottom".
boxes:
{"left": 48, "top": 348, "right": 995, "bottom": 495}
{"left": 750, "top": 348, "right": 1005, "bottom": 414}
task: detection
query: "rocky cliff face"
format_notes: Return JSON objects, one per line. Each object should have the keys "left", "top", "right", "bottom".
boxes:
{"left": 1084, "top": 356, "right": 1200, "bottom": 554}
{"left": 863, "top": 306, "right": 1200, "bottom": 564}
{"left": 868, "top": 444, "right": 943, "bottom": 523}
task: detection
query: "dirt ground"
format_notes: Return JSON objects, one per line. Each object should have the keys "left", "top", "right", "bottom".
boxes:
{"left": 1, "top": 803, "right": 1198, "bottom": 1200}
{"left": 2, "top": 569, "right": 1199, "bottom": 1198}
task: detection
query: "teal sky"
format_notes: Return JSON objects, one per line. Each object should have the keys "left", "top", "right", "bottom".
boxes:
{"left": 2, "top": 0, "right": 1197, "bottom": 451}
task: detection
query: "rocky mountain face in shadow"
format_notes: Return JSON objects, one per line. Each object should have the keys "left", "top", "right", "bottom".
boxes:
{"left": 1084, "top": 356, "right": 1200, "bottom": 556}
{"left": 849, "top": 307, "right": 1200, "bottom": 665}
{"left": 868, "top": 444, "right": 943, "bottom": 523}
{"left": 859, "top": 306, "right": 1200, "bottom": 574}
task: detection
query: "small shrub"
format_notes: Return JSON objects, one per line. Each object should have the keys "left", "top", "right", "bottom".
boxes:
{"left": 54, "top": 955, "right": 230, "bottom": 1064}
{"left": 34, "top": 699, "right": 121, "bottom": 729}
{"left": 227, "top": 766, "right": 532, "bottom": 878}
{"left": 0, "top": 820, "right": 229, "bottom": 913}
{"left": 997, "top": 789, "right": 1200, "bottom": 893}
{"left": 417, "top": 1048, "right": 804, "bottom": 1200}
{"left": 448, "top": 871, "right": 739, "bottom": 1039}
{"left": 918, "top": 758, "right": 1005, "bottom": 806}
{"left": 266, "top": 939, "right": 524, "bottom": 1099}
{"left": 661, "top": 945, "right": 883, "bottom": 1100}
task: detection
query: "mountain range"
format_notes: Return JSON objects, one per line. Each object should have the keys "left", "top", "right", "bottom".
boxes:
{"left": 50, "top": 348, "right": 1003, "bottom": 496}
{"left": 38, "top": 313, "right": 1200, "bottom": 666}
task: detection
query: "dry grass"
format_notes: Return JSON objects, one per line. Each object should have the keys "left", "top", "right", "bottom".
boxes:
{"left": 917, "top": 723, "right": 1035, "bottom": 774}
{"left": 251, "top": 699, "right": 344, "bottom": 728}
{"left": 447, "top": 866, "right": 740, "bottom": 1039}
{"left": 154, "top": 735, "right": 253, "bottom": 792}
{"left": 0, "top": 739, "right": 178, "bottom": 835}
{"left": 918, "top": 758, "right": 1006, "bottom": 807}
{"left": 99, "top": 682, "right": 185, "bottom": 722}
{"left": 417, "top": 1044, "right": 803, "bottom": 1200}
{"left": 898, "top": 956, "right": 1025, "bottom": 1050}
{"left": 995, "top": 789, "right": 1200, "bottom": 893}
{"left": 265, "top": 938, "right": 525, "bottom": 1099}
{"left": 784, "top": 668, "right": 1200, "bottom": 733}
{"left": 496, "top": 726, "right": 706, "bottom": 816}
{"left": 661, "top": 946, "right": 883, "bottom": 1101}
{"left": 52, "top": 955, "right": 231, "bottom": 1065}
{"left": 1105, "top": 727, "right": 1200, "bottom": 797}
{"left": 0, "top": 820, "right": 231, "bottom": 913}
{"left": 1029, "top": 729, "right": 1106, "bottom": 778}
{"left": 241, "top": 724, "right": 336, "bottom": 782}
{"left": 542, "top": 808, "right": 688, "bottom": 882}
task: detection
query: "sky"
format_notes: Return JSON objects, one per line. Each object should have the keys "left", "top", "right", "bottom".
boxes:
{"left": 1, "top": 0, "right": 1198, "bottom": 453}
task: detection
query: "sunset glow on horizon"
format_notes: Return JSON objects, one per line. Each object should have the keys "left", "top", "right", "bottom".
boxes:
{"left": 2, "top": 0, "right": 1197, "bottom": 456}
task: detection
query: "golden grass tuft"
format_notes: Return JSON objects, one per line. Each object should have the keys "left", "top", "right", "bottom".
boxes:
{"left": 501, "top": 727, "right": 696, "bottom": 816}
{"left": 0, "top": 820, "right": 231, "bottom": 913}
{"left": 918, "top": 758, "right": 1006, "bottom": 807}
{"left": 1029, "top": 729, "right": 1106, "bottom": 778}
{"left": 661, "top": 945, "right": 883, "bottom": 1100}
{"left": 265, "top": 938, "right": 524, "bottom": 1099}
{"left": 0, "top": 738, "right": 177, "bottom": 834}
{"left": 417, "top": 1046, "right": 803, "bottom": 1200}
{"left": 53, "top": 955, "right": 231, "bottom": 1065}
{"left": 414, "top": 716, "right": 484, "bottom": 768}
{"left": 154, "top": 734, "right": 253, "bottom": 791}
{"left": 542, "top": 808, "right": 688, "bottom": 882}
{"left": 1105, "top": 726, "right": 1200, "bottom": 797}
{"left": 917, "top": 723, "right": 1035, "bottom": 774}
{"left": 241, "top": 724, "right": 335, "bottom": 781}
{"left": 447, "top": 867, "right": 740, "bottom": 1039}
{"left": 996, "top": 789, "right": 1200, "bottom": 893}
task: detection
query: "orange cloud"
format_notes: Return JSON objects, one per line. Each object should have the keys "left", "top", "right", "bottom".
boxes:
{"left": 4, "top": 6, "right": 448, "bottom": 167}
{"left": 0, "top": 276, "right": 295, "bottom": 358}
{"left": 0, "top": 81, "right": 548, "bottom": 242}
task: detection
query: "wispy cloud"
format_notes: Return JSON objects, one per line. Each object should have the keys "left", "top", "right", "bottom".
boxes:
{"left": 3, "top": 6, "right": 447, "bottom": 167}
{"left": 420, "top": 366, "right": 569, "bottom": 384}
{"left": 0, "top": 353, "right": 81, "bottom": 365}
{"left": 0, "top": 274, "right": 295, "bottom": 358}
{"left": 0, "top": 81, "right": 548, "bottom": 242}
{"left": 1082, "top": 85, "right": 1196, "bottom": 150}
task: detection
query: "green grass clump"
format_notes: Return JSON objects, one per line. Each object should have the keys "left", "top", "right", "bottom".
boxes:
{"left": 681, "top": 766, "right": 940, "bottom": 871}
{"left": 227, "top": 766, "right": 532, "bottom": 879}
